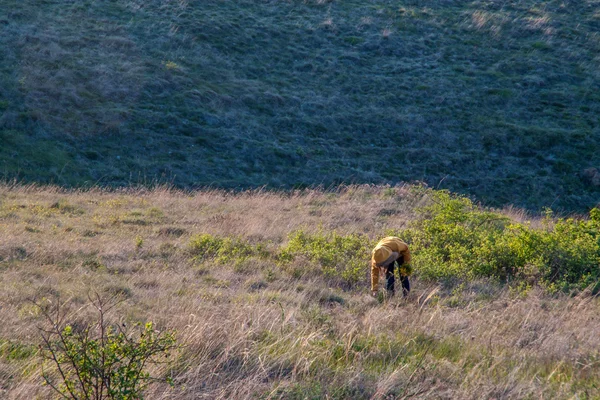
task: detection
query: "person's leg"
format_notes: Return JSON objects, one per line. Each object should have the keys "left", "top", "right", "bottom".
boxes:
{"left": 400, "top": 275, "right": 410, "bottom": 297}
{"left": 385, "top": 262, "right": 396, "bottom": 294}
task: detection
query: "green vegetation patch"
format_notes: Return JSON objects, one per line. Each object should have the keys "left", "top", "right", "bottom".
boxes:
{"left": 278, "top": 230, "right": 374, "bottom": 286}
{"left": 187, "top": 192, "right": 600, "bottom": 293}
{"left": 398, "top": 189, "right": 600, "bottom": 292}
{"left": 0, "top": 339, "right": 37, "bottom": 361}
{"left": 188, "top": 233, "right": 269, "bottom": 266}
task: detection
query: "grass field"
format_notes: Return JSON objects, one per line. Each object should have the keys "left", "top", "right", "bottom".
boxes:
{"left": 1, "top": 185, "right": 600, "bottom": 399}
{"left": 1, "top": 0, "right": 599, "bottom": 211}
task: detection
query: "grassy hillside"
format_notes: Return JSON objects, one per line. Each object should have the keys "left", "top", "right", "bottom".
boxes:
{"left": 1, "top": 0, "right": 599, "bottom": 211}
{"left": 1, "top": 185, "right": 600, "bottom": 399}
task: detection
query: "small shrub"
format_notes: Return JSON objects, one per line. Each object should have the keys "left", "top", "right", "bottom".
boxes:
{"left": 188, "top": 233, "right": 223, "bottom": 258}
{"left": 188, "top": 233, "right": 268, "bottom": 265}
{"left": 38, "top": 295, "right": 177, "bottom": 400}
{"left": 278, "top": 230, "right": 373, "bottom": 287}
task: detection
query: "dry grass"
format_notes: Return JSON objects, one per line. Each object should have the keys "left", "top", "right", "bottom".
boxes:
{"left": 0, "top": 185, "right": 599, "bottom": 399}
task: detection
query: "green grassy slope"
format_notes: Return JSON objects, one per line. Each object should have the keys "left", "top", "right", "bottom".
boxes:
{"left": 1, "top": 0, "right": 599, "bottom": 210}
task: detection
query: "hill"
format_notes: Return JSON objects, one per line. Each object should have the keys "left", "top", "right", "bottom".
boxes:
{"left": 1, "top": 0, "right": 599, "bottom": 210}
{"left": 1, "top": 185, "right": 600, "bottom": 398}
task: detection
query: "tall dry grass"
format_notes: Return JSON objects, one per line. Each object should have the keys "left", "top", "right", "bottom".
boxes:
{"left": 0, "top": 185, "right": 598, "bottom": 399}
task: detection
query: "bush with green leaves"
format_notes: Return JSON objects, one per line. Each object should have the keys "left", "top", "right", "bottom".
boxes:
{"left": 38, "top": 296, "right": 177, "bottom": 400}
{"left": 512, "top": 212, "right": 600, "bottom": 292}
{"left": 187, "top": 198, "right": 600, "bottom": 292}
{"left": 278, "top": 230, "right": 374, "bottom": 286}
{"left": 397, "top": 190, "right": 600, "bottom": 292}
{"left": 188, "top": 233, "right": 268, "bottom": 265}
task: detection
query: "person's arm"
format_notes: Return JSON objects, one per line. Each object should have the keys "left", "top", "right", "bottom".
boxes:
{"left": 403, "top": 247, "right": 411, "bottom": 265}
{"left": 398, "top": 246, "right": 412, "bottom": 276}
{"left": 371, "top": 260, "right": 379, "bottom": 294}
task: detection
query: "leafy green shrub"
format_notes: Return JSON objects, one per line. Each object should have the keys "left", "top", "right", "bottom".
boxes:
{"left": 397, "top": 190, "right": 600, "bottom": 292}
{"left": 189, "top": 200, "right": 599, "bottom": 292}
{"left": 278, "top": 230, "right": 373, "bottom": 286}
{"left": 396, "top": 191, "right": 511, "bottom": 282}
{"left": 515, "top": 216, "right": 600, "bottom": 292}
{"left": 38, "top": 296, "right": 177, "bottom": 400}
{"left": 188, "top": 233, "right": 268, "bottom": 265}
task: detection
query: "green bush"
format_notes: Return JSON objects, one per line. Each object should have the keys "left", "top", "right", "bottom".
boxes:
{"left": 278, "top": 230, "right": 374, "bottom": 286}
{"left": 187, "top": 199, "right": 600, "bottom": 292}
{"left": 397, "top": 190, "right": 600, "bottom": 292}
{"left": 519, "top": 216, "right": 600, "bottom": 292}
{"left": 397, "top": 192, "right": 509, "bottom": 281}
{"left": 39, "top": 296, "right": 177, "bottom": 400}
{"left": 188, "top": 233, "right": 268, "bottom": 265}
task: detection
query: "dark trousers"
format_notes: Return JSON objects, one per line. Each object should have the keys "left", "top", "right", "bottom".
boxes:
{"left": 385, "top": 256, "right": 410, "bottom": 296}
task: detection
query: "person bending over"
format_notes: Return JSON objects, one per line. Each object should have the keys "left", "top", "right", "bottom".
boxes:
{"left": 371, "top": 236, "right": 412, "bottom": 297}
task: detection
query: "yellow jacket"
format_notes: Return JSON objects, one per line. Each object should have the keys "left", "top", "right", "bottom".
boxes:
{"left": 371, "top": 237, "right": 411, "bottom": 291}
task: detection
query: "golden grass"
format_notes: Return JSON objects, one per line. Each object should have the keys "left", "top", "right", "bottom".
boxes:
{"left": 0, "top": 185, "right": 599, "bottom": 399}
